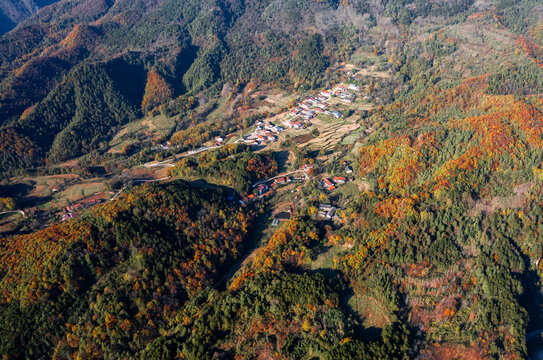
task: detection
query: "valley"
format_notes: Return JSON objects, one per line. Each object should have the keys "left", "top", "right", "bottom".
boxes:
{"left": 1, "top": 1, "right": 543, "bottom": 359}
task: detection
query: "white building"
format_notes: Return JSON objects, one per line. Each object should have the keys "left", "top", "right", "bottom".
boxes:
{"left": 348, "top": 84, "right": 360, "bottom": 91}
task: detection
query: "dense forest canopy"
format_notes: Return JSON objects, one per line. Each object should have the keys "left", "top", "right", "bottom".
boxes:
{"left": 1, "top": 0, "right": 543, "bottom": 359}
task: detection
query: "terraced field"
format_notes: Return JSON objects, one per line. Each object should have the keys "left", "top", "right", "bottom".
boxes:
{"left": 301, "top": 116, "right": 361, "bottom": 151}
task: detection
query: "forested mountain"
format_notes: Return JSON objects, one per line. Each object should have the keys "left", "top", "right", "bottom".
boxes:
{"left": 0, "top": 0, "right": 349, "bottom": 171}
{"left": 0, "top": 0, "right": 60, "bottom": 35}
{"left": 2, "top": 0, "right": 498, "bottom": 171}
{"left": 2, "top": 0, "right": 543, "bottom": 359}
{"left": 0, "top": 181, "right": 256, "bottom": 358}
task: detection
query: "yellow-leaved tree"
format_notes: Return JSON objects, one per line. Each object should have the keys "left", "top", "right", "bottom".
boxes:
{"left": 141, "top": 69, "right": 173, "bottom": 111}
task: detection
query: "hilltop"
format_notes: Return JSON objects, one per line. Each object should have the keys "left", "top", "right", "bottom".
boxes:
{"left": 0, "top": 0, "right": 59, "bottom": 35}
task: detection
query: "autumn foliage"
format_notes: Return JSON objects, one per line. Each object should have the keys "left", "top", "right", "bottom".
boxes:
{"left": 141, "top": 69, "right": 173, "bottom": 111}
{"left": 0, "top": 181, "right": 254, "bottom": 358}
{"left": 169, "top": 144, "right": 277, "bottom": 193}
{"left": 229, "top": 217, "right": 320, "bottom": 291}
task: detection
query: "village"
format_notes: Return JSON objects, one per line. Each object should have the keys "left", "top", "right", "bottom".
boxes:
{"left": 236, "top": 155, "right": 357, "bottom": 228}
{"left": 0, "top": 60, "right": 378, "bottom": 235}
{"left": 233, "top": 82, "right": 361, "bottom": 148}
{"left": 286, "top": 82, "right": 360, "bottom": 127}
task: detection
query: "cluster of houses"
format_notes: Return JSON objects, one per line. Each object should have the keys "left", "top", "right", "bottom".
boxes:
{"left": 322, "top": 176, "right": 347, "bottom": 192}
{"left": 62, "top": 196, "right": 105, "bottom": 221}
{"left": 241, "top": 183, "right": 274, "bottom": 205}
{"left": 286, "top": 82, "right": 361, "bottom": 128}
{"left": 285, "top": 119, "right": 304, "bottom": 129}
{"left": 331, "top": 83, "right": 358, "bottom": 104}
{"left": 289, "top": 94, "right": 330, "bottom": 123}
{"left": 239, "top": 120, "right": 283, "bottom": 147}
{"left": 273, "top": 175, "right": 306, "bottom": 186}
{"left": 241, "top": 165, "right": 313, "bottom": 206}
{"left": 317, "top": 203, "right": 338, "bottom": 220}
{"left": 286, "top": 89, "right": 343, "bottom": 128}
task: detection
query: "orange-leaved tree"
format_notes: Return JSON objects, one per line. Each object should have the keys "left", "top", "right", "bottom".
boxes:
{"left": 141, "top": 68, "right": 173, "bottom": 111}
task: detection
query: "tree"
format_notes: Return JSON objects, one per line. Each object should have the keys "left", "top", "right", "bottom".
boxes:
{"left": 141, "top": 69, "right": 173, "bottom": 111}
{"left": 0, "top": 197, "right": 16, "bottom": 211}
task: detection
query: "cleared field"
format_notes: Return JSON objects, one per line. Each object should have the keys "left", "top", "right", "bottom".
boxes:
{"left": 348, "top": 51, "right": 381, "bottom": 66}
{"left": 353, "top": 65, "right": 391, "bottom": 79}
{"left": 9, "top": 174, "right": 80, "bottom": 199}
{"left": 336, "top": 181, "right": 361, "bottom": 200}
{"left": 205, "top": 96, "right": 232, "bottom": 122}
{"left": 341, "top": 126, "right": 365, "bottom": 144}
{"left": 52, "top": 181, "right": 106, "bottom": 207}
{"left": 0, "top": 212, "right": 22, "bottom": 233}
{"left": 300, "top": 117, "right": 360, "bottom": 151}
{"left": 312, "top": 244, "right": 344, "bottom": 270}
{"left": 109, "top": 114, "right": 176, "bottom": 152}
{"left": 124, "top": 166, "right": 170, "bottom": 180}
{"left": 348, "top": 293, "right": 390, "bottom": 330}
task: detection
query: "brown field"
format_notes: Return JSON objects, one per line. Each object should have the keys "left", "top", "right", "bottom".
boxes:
{"left": 469, "top": 182, "right": 533, "bottom": 215}
{"left": 351, "top": 64, "right": 391, "bottom": 79}
{"left": 419, "top": 343, "right": 489, "bottom": 360}
{"left": 0, "top": 212, "right": 22, "bottom": 233}
{"left": 355, "top": 180, "right": 370, "bottom": 192}
{"left": 301, "top": 117, "right": 360, "bottom": 151}
{"left": 123, "top": 166, "right": 170, "bottom": 180}
{"left": 348, "top": 293, "right": 390, "bottom": 330}
{"left": 141, "top": 118, "right": 157, "bottom": 133}
{"left": 57, "top": 159, "right": 79, "bottom": 168}
{"left": 52, "top": 181, "right": 106, "bottom": 206}
{"left": 109, "top": 114, "right": 175, "bottom": 153}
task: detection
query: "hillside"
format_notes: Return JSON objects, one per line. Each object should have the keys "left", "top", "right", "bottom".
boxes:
{"left": 0, "top": 180, "right": 256, "bottom": 358}
{"left": 0, "top": 0, "right": 59, "bottom": 35}
{"left": 0, "top": 0, "right": 359, "bottom": 171}
{"left": 2, "top": 0, "right": 543, "bottom": 359}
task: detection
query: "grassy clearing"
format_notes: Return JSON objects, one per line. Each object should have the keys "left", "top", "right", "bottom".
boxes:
{"left": 348, "top": 51, "right": 380, "bottom": 67}
{"left": 51, "top": 181, "right": 106, "bottom": 207}
{"left": 337, "top": 181, "right": 360, "bottom": 199}
{"left": 109, "top": 114, "right": 176, "bottom": 152}
{"left": 206, "top": 96, "right": 232, "bottom": 122}
{"left": 348, "top": 293, "right": 390, "bottom": 330}
{"left": 10, "top": 174, "right": 79, "bottom": 199}
{"left": 341, "top": 126, "right": 364, "bottom": 145}
{"left": 312, "top": 244, "right": 344, "bottom": 270}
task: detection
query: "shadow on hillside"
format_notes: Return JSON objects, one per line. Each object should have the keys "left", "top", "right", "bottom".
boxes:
{"left": 274, "top": 150, "right": 290, "bottom": 173}
{"left": 0, "top": 182, "right": 33, "bottom": 198}
{"left": 215, "top": 209, "right": 272, "bottom": 291}
{"left": 340, "top": 286, "right": 383, "bottom": 341}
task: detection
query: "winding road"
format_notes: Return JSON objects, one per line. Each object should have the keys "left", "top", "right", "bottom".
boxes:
{"left": 252, "top": 169, "right": 306, "bottom": 187}
{"left": 0, "top": 210, "right": 25, "bottom": 217}
{"left": 143, "top": 145, "right": 221, "bottom": 168}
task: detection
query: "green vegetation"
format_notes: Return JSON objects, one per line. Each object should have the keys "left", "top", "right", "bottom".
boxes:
{"left": 2, "top": 0, "right": 543, "bottom": 359}
{"left": 169, "top": 144, "right": 277, "bottom": 193}
{"left": 0, "top": 181, "right": 255, "bottom": 358}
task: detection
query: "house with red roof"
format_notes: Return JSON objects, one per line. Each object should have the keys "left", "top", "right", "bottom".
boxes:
{"left": 322, "top": 178, "right": 335, "bottom": 191}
